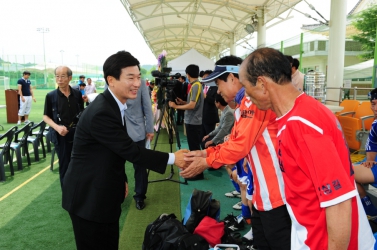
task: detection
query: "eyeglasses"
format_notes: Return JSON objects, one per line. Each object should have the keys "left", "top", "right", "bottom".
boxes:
{"left": 55, "top": 75, "right": 68, "bottom": 79}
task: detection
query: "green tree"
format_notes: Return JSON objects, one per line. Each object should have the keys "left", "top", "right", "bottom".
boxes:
{"left": 351, "top": 5, "right": 377, "bottom": 60}
{"left": 140, "top": 67, "right": 147, "bottom": 79}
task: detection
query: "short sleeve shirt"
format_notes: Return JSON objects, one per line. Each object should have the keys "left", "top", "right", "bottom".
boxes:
{"left": 18, "top": 78, "right": 31, "bottom": 96}
{"left": 277, "top": 93, "right": 374, "bottom": 249}
{"left": 184, "top": 81, "right": 203, "bottom": 125}
{"left": 366, "top": 119, "right": 377, "bottom": 152}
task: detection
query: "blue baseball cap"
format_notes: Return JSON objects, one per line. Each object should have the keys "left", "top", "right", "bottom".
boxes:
{"left": 201, "top": 65, "right": 240, "bottom": 84}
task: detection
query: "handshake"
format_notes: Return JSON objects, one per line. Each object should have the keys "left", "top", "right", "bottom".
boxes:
{"left": 173, "top": 149, "right": 209, "bottom": 178}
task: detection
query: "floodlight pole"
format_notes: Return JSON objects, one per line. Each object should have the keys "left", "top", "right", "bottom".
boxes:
{"left": 60, "top": 50, "right": 64, "bottom": 65}
{"left": 37, "top": 27, "right": 49, "bottom": 85}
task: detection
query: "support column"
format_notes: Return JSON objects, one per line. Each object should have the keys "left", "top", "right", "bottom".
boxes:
{"left": 257, "top": 9, "right": 266, "bottom": 48}
{"left": 229, "top": 33, "right": 236, "bottom": 55}
{"left": 326, "top": 0, "right": 347, "bottom": 104}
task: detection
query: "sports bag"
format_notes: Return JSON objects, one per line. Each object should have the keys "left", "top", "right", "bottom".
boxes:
{"left": 183, "top": 189, "right": 220, "bottom": 233}
{"left": 142, "top": 213, "right": 188, "bottom": 250}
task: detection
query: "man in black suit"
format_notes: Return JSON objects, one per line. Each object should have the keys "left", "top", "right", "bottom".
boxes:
{"left": 62, "top": 51, "right": 187, "bottom": 249}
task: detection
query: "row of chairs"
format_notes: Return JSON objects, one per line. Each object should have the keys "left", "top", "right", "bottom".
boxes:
{"left": 336, "top": 100, "right": 374, "bottom": 152}
{"left": 0, "top": 121, "right": 49, "bottom": 182}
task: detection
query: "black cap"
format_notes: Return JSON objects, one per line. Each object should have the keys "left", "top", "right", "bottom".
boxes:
{"left": 79, "top": 83, "right": 86, "bottom": 87}
{"left": 79, "top": 75, "right": 85, "bottom": 78}
{"left": 23, "top": 71, "right": 31, "bottom": 75}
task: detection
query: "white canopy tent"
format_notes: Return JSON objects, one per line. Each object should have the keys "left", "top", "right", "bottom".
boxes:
{"left": 167, "top": 48, "right": 215, "bottom": 75}
{"left": 344, "top": 59, "right": 374, "bottom": 79}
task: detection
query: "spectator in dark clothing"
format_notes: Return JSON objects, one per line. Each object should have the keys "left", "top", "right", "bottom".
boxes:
{"left": 200, "top": 70, "right": 219, "bottom": 148}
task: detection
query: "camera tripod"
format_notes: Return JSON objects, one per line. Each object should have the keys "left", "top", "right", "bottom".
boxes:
{"left": 147, "top": 96, "right": 188, "bottom": 185}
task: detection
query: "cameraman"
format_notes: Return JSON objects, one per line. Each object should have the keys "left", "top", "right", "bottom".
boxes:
{"left": 169, "top": 64, "right": 204, "bottom": 180}
{"left": 43, "top": 66, "right": 85, "bottom": 188}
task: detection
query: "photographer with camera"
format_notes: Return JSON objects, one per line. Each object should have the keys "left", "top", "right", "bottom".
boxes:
{"left": 43, "top": 66, "right": 85, "bottom": 188}
{"left": 169, "top": 64, "right": 204, "bottom": 180}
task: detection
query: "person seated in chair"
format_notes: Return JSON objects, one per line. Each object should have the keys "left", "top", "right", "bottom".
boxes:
{"left": 201, "top": 94, "right": 234, "bottom": 149}
{"left": 354, "top": 88, "right": 377, "bottom": 220}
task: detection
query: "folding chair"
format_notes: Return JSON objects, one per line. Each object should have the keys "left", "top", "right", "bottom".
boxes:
{"left": 0, "top": 126, "right": 17, "bottom": 182}
{"left": 28, "top": 120, "right": 47, "bottom": 162}
{"left": 335, "top": 100, "right": 360, "bottom": 117}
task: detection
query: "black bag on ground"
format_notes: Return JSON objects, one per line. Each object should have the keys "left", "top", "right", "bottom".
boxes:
{"left": 183, "top": 189, "right": 220, "bottom": 233}
{"left": 175, "top": 234, "right": 209, "bottom": 250}
{"left": 142, "top": 213, "right": 188, "bottom": 250}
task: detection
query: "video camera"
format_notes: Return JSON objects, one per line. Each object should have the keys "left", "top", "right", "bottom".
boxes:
{"left": 152, "top": 67, "right": 181, "bottom": 102}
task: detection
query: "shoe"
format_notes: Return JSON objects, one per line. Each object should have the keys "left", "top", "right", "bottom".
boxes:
{"left": 186, "top": 173, "right": 204, "bottom": 181}
{"left": 24, "top": 120, "right": 30, "bottom": 124}
{"left": 17, "top": 121, "right": 21, "bottom": 125}
{"left": 233, "top": 201, "right": 242, "bottom": 210}
{"left": 136, "top": 200, "right": 145, "bottom": 210}
{"left": 225, "top": 190, "right": 241, "bottom": 198}
{"left": 242, "top": 227, "right": 254, "bottom": 242}
{"left": 226, "top": 214, "right": 245, "bottom": 232}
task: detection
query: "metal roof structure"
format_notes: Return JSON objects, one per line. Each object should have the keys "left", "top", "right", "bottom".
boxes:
{"left": 120, "top": 0, "right": 303, "bottom": 61}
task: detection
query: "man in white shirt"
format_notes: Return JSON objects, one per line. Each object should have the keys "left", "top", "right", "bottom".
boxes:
{"left": 85, "top": 78, "right": 96, "bottom": 94}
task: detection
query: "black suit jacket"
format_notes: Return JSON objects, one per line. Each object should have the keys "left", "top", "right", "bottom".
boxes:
{"left": 62, "top": 90, "right": 168, "bottom": 223}
{"left": 203, "top": 86, "right": 219, "bottom": 124}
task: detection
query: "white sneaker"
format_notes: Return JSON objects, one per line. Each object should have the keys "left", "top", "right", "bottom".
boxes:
{"left": 233, "top": 201, "right": 242, "bottom": 210}
{"left": 17, "top": 121, "right": 21, "bottom": 125}
{"left": 242, "top": 227, "right": 254, "bottom": 241}
{"left": 24, "top": 120, "right": 30, "bottom": 124}
{"left": 225, "top": 190, "right": 241, "bottom": 198}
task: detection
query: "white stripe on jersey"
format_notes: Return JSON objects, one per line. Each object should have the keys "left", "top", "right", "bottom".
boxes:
{"left": 286, "top": 202, "right": 310, "bottom": 250}
{"left": 263, "top": 128, "right": 286, "bottom": 202}
{"left": 320, "top": 190, "right": 357, "bottom": 208}
{"left": 251, "top": 128, "right": 286, "bottom": 211}
{"left": 277, "top": 124, "right": 286, "bottom": 137}
{"left": 355, "top": 188, "right": 376, "bottom": 249}
{"left": 287, "top": 116, "right": 323, "bottom": 134}
{"left": 235, "top": 108, "right": 241, "bottom": 122}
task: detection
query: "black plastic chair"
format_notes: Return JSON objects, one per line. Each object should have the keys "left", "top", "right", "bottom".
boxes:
{"left": 10, "top": 122, "right": 34, "bottom": 171}
{"left": 28, "top": 121, "right": 47, "bottom": 162}
{"left": 0, "top": 126, "right": 17, "bottom": 182}
{"left": 36, "top": 125, "right": 51, "bottom": 153}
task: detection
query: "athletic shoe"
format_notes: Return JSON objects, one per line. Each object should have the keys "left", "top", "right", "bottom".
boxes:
{"left": 242, "top": 227, "right": 254, "bottom": 242}
{"left": 24, "top": 120, "right": 30, "bottom": 124}
{"left": 233, "top": 201, "right": 242, "bottom": 210}
{"left": 226, "top": 215, "right": 245, "bottom": 232}
{"left": 17, "top": 121, "right": 21, "bottom": 125}
{"left": 225, "top": 190, "right": 241, "bottom": 198}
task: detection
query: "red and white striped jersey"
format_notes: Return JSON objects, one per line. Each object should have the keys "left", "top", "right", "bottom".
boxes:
{"left": 206, "top": 96, "right": 286, "bottom": 211}
{"left": 277, "top": 93, "right": 374, "bottom": 249}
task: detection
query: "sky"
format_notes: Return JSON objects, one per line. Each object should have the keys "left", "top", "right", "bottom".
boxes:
{"left": 0, "top": 0, "right": 360, "bottom": 67}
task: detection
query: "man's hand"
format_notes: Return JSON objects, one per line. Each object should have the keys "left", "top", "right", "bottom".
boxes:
{"left": 21, "top": 96, "right": 25, "bottom": 102}
{"left": 82, "top": 95, "right": 88, "bottom": 103}
{"left": 175, "top": 97, "right": 184, "bottom": 105}
{"left": 204, "top": 140, "right": 213, "bottom": 148}
{"left": 361, "top": 161, "right": 377, "bottom": 168}
{"left": 146, "top": 133, "right": 154, "bottom": 141}
{"left": 32, "top": 97, "right": 36, "bottom": 102}
{"left": 180, "top": 157, "right": 209, "bottom": 178}
{"left": 202, "top": 135, "right": 209, "bottom": 142}
{"left": 169, "top": 101, "right": 176, "bottom": 109}
{"left": 55, "top": 125, "right": 69, "bottom": 136}
{"left": 184, "top": 150, "right": 207, "bottom": 159}
{"left": 224, "top": 134, "right": 230, "bottom": 142}
{"left": 174, "top": 149, "right": 190, "bottom": 169}
{"left": 125, "top": 182, "right": 129, "bottom": 198}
